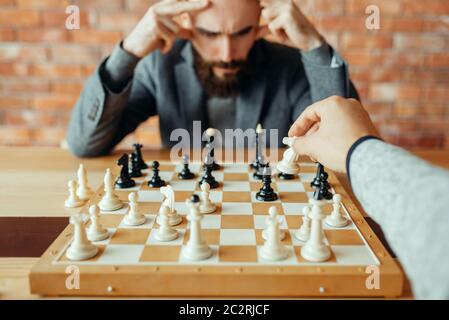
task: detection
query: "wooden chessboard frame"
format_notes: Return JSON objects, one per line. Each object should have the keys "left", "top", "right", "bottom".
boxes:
{"left": 29, "top": 160, "right": 403, "bottom": 298}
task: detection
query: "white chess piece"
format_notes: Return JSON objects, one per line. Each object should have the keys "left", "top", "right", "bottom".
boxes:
{"left": 158, "top": 185, "right": 182, "bottom": 226}
{"left": 199, "top": 182, "right": 216, "bottom": 214}
{"left": 155, "top": 205, "right": 179, "bottom": 241}
{"left": 182, "top": 196, "right": 212, "bottom": 261}
{"left": 76, "top": 164, "right": 94, "bottom": 201}
{"left": 276, "top": 137, "right": 300, "bottom": 175}
{"left": 262, "top": 208, "right": 286, "bottom": 241}
{"left": 65, "top": 180, "right": 85, "bottom": 208}
{"left": 87, "top": 205, "right": 109, "bottom": 241}
{"left": 98, "top": 169, "right": 123, "bottom": 211}
{"left": 301, "top": 199, "right": 331, "bottom": 262}
{"left": 124, "top": 192, "right": 146, "bottom": 226}
{"left": 260, "top": 206, "right": 289, "bottom": 261}
{"left": 325, "top": 194, "right": 349, "bottom": 228}
{"left": 66, "top": 213, "right": 98, "bottom": 261}
{"left": 295, "top": 206, "right": 311, "bottom": 242}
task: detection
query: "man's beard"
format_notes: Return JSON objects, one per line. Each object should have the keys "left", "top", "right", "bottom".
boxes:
{"left": 192, "top": 47, "right": 254, "bottom": 98}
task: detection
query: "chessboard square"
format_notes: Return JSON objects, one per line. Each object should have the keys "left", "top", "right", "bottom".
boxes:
{"left": 223, "top": 164, "right": 250, "bottom": 173}
{"left": 324, "top": 230, "right": 364, "bottom": 246}
{"left": 223, "top": 173, "right": 249, "bottom": 181}
{"left": 299, "top": 173, "right": 316, "bottom": 182}
{"left": 252, "top": 203, "right": 284, "bottom": 215}
{"left": 110, "top": 228, "right": 150, "bottom": 244}
{"left": 222, "top": 181, "right": 251, "bottom": 192}
{"left": 100, "top": 214, "right": 125, "bottom": 228}
{"left": 118, "top": 214, "right": 156, "bottom": 229}
{"left": 98, "top": 244, "right": 145, "bottom": 264}
{"left": 294, "top": 246, "right": 337, "bottom": 263}
{"left": 251, "top": 192, "right": 280, "bottom": 203}
{"left": 304, "top": 184, "right": 315, "bottom": 192}
{"left": 300, "top": 165, "right": 317, "bottom": 173}
{"left": 279, "top": 192, "right": 309, "bottom": 203}
{"left": 170, "top": 180, "right": 198, "bottom": 191}
{"left": 223, "top": 192, "right": 251, "bottom": 202}
{"left": 200, "top": 215, "right": 222, "bottom": 229}
{"left": 158, "top": 164, "right": 175, "bottom": 171}
{"left": 221, "top": 215, "right": 254, "bottom": 229}
{"left": 256, "top": 246, "right": 297, "bottom": 265}
{"left": 276, "top": 182, "right": 305, "bottom": 193}
{"left": 179, "top": 245, "right": 219, "bottom": 264}
{"left": 253, "top": 215, "right": 288, "bottom": 230}
{"left": 138, "top": 202, "right": 161, "bottom": 215}
{"left": 285, "top": 216, "right": 302, "bottom": 230}
{"left": 220, "top": 229, "right": 256, "bottom": 245}
{"left": 183, "top": 229, "right": 220, "bottom": 245}
{"left": 140, "top": 245, "right": 181, "bottom": 262}
{"left": 209, "top": 191, "right": 223, "bottom": 203}
{"left": 281, "top": 203, "right": 309, "bottom": 215}
{"left": 147, "top": 229, "right": 185, "bottom": 246}
{"left": 221, "top": 202, "right": 253, "bottom": 215}
{"left": 138, "top": 190, "right": 164, "bottom": 202}
{"left": 174, "top": 191, "right": 195, "bottom": 202}
{"left": 219, "top": 246, "right": 258, "bottom": 262}
{"left": 173, "top": 202, "right": 189, "bottom": 215}
{"left": 332, "top": 245, "right": 378, "bottom": 265}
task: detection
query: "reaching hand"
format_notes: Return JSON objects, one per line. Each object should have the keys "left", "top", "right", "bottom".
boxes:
{"left": 288, "top": 96, "right": 380, "bottom": 173}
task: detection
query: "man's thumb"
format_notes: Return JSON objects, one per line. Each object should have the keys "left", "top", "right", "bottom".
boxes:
{"left": 292, "top": 135, "right": 315, "bottom": 159}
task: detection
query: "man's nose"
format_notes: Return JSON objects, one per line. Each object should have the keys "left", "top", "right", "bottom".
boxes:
{"left": 219, "top": 36, "right": 234, "bottom": 62}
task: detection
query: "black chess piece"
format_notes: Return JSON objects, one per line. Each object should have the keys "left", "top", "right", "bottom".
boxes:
{"left": 178, "top": 155, "right": 195, "bottom": 180}
{"left": 200, "top": 157, "right": 219, "bottom": 189}
{"left": 133, "top": 143, "right": 148, "bottom": 170}
{"left": 311, "top": 163, "right": 324, "bottom": 188}
{"left": 148, "top": 161, "right": 166, "bottom": 188}
{"left": 313, "top": 175, "right": 333, "bottom": 201}
{"left": 190, "top": 194, "right": 200, "bottom": 204}
{"left": 115, "top": 154, "right": 136, "bottom": 189}
{"left": 253, "top": 161, "right": 267, "bottom": 180}
{"left": 129, "top": 152, "right": 143, "bottom": 178}
{"left": 256, "top": 165, "right": 278, "bottom": 202}
{"left": 203, "top": 132, "right": 220, "bottom": 171}
{"left": 278, "top": 172, "right": 295, "bottom": 180}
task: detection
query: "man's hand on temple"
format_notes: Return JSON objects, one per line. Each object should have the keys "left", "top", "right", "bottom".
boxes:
{"left": 123, "top": 0, "right": 210, "bottom": 57}
{"left": 288, "top": 96, "right": 380, "bottom": 173}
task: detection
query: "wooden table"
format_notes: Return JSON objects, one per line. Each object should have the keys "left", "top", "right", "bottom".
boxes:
{"left": 1, "top": 147, "right": 448, "bottom": 299}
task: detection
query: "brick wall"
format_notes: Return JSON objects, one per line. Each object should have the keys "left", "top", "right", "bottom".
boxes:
{"left": 0, "top": 0, "right": 448, "bottom": 149}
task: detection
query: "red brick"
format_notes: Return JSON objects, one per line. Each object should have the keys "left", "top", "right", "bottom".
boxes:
{"left": 75, "top": 0, "right": 124, "bottom": 11}
{"left": 341, "top": 33, "right": 393, "bottom": 49}
{"left": 345, "top": 0, "right": 402, "bottom": 16}
{"left": 403, "top": 0, "right": 449, "bottom": 16}
{"left": 97, "top": 12, "right": 141, "bottom": 31}
{"left": 425, "top": 53, "right": 449, "bottom": 68}
{"left": 368, "top": 83, "right": 398, "bottom": 102}
{"left": 31, "top": 63, "right": 84, "bottom": 78}
{"left": 0, "top": 63, "right": 29, "bottom": 76}
{"left": 50, "top": 81, "right": 84, "bottom": 94}
{"left": 125, "top": 0, "right": 159, "bottom": 11}
{"left": 32, "top": 127, "right": 67, "bottom": 146}
{"left": 42, "top": 10, "right": 90, "bottom": 28}
{"left": 70, "top": 29, "right": 123, "bottom": 44}
{"left": 0, "top": 126, "right": 32, "bottom": 146}
{"left": 394, "top": 34, "right": 446, "bottom": 52}
{"left": 49, "top": 45, "right": 100, "bottom": 63}
{"left": 16, "top": 0, "right": 69, "bottom": 8}
{"left": 0, "top": 44, "right": 48, "bottom": 62}
{"left": 17, "top": 29, "right": 69, "bottom": 42}
{"left": 0, "top": 9, "right": 41, "bottom": 27}
{"left": 0, "top": 28, "right": 16, "bottom": 41}
{"left": 31, "top": 94, "right": 78, "bottom": 110}
{"left": 380, "top": 17, "right": 424, "bottom": 32}
{"left": 0, "top": 95, "right": 30, "bottom": 109}
{"left": 0, "top": 77, "right": 50, "bottom": 93}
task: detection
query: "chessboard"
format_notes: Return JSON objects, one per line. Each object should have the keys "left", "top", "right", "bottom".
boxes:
{"left": 29, "top": 159, "right": 403, "bottom": 297}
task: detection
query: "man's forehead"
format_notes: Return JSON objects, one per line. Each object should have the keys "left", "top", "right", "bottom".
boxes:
{"left": 192, "top": 0, "right": 261, "bottom": 32}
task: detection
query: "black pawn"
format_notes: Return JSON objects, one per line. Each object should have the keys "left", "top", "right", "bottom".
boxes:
{"left": 313, "top": 177, "right": 333, "bottom": 201}
{"left": 256, "top": 165, "right": 278, "bottom": 202}
{"left": 178, "top": 155, "right": 195, "bottom": 180}
{"left": 253, "top": 161, "right": 267, "bottom": 180}
{"left": 311, "top": 163, "right": 324, "bottom": 189}
{"left": 115, "top": 154, "right": 136, "bottom": 189}
{"left": 133, "top": 143, "right": 148, "bottom": 170}
{"left": 129, "top": 152, "right": 143, "bottom": 178}
{"left": 148, "top": 161, "right": 166, "bottom": 188}
{"left": 278, "top": 172, "right": 295, "bottom": 180}
{"left": 190, "top": 194, "right": 200, "bottom": 204}
{"left": 200, "top": 163, "right": 219, "bottom": 189}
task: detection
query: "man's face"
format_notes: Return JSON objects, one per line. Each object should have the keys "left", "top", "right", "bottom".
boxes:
{"left": 189, "top": 0, "right": 262, "bottom": 80}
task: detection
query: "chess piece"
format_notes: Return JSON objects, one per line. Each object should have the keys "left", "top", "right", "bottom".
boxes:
{"left": 199, "top": 182, "right": 216, "bottom": 214}
{"left": 155, "top": 205, "right": 179, "bottom": 241}
{"left": 76, "top": 164, "right": 94, "bottom": 200}
{"left": 178, "top": 154, "right": 195, "bottom": 180}
{"left": 313, "top": 173, "right": 333, "bottom": 201}
{"left": 129, "top": 152, "right": 143, "bottom": 178}
{"left": 295, "top": 206, "right": 311, "bottom": 242}
{"left": 253, "top": 161, "right": 267, "bottom": 180}
{"left": 87, "top": 205, "right": 109, "bottom": 241}
{"left": 158, "top": 185, "right": 182, "bottom": 226}
{"left": 256, "top": 165, "right": 278, "bottom": 202}
{"left": 203, "top": 128, "right": 220, "bottom": 171}
{"left": 251, "top": 123, "right": 265, "bottom": 171}
{"left": 200, "top": 155, "right": 219, "bottom": 189}
{"left": 133, "top": 143, "right": 148, "bottom": 170}
{"left": 66, "top": 213, "right": 98, "bottom": 261}
{"left": 99, "top": 169, "right": 123, "bottom": 211}
{"left": 115, "top": 154, "right": 136, "bottom": 189}
{"left": 182, "top": 195, "right": 212, "bottom": 261}
{"left": 277, "top": 137, "right": 300, "bottom": 180}
{"left": 260, "top": 206, "right": 289, "bottom": 261}
{"left": 262, "top": 207, "right": 286, "bottom": 240}
{"left": 325, "top": 194, "right": 349, "bottom": 228}
{"left": 148, "top": 161, "right": 166, "bottom": 188}
{"left": 300, "top": 199, "right": 331, "bottom": 262}
{"left": 311, "top": 163, "right": 325, "bottom": 189}
{"left": 124, "top": 192, "right": 146, "bottom": 226}
{"left": 65, "top": 180, "right": 85, "bottom": 208}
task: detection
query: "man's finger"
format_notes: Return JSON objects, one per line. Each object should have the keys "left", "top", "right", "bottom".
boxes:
{"left": 288, "top": 107, "right": 321, "bottom": 138}
{"left": 155, "top": 0, "right": 210, "bottom": 16}
{"left": 291, "top": 134, "right": 317, "bottom": 160}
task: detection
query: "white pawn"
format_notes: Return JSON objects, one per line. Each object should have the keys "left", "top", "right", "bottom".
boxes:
{"left": 66, "top": 213, "right": 98, "bottom": 261}
{"left": 325, "top": 194, "right": 349, "bottom": 228}
{"left": 99, "top": 168, "right": 123, "bottom": 211}
{"left": 199, "top": 182, "right": 216, "bottom": 214}
{"left": 262, "top": 210, "right": 286, "bottom": 241}
{"left": 301, "top": 199, "right": 331, "bottom": 262}
{"left": 260, "top": 206, "right": 289, "bottom": 261}
{"left": 155, "top": 205, "right": 179, "bottom": 241}
{"left": 65, "top": 180, "right": 85, "bottom": 208}
{"left": 87, "top": 205, "right": 109, "bottom": 241}
{"left": 76, "top": 164, "right": 94, "bottom": 201}
{"left": 295, "top": 206, "right": 311, "bottom": 242}
{"left": 124, "top": 192, "right": 146, "bottom": 226}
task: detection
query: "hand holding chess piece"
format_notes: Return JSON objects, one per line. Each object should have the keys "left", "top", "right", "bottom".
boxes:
{"left": 277, "top": 136, "right": 300, "bottom": 179}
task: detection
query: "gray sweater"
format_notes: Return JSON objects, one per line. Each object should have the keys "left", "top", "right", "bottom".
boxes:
{"left": 350, "top": 138, "right": 449, "bottom": 299}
